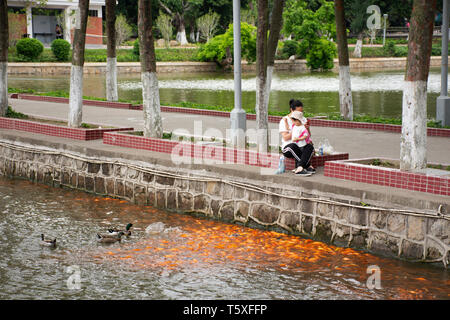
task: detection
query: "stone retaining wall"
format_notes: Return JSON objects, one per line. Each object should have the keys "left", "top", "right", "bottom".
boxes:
{"left": 7, "top": 57, "right": 446, "bottom": 75}
{"left": 0, "top": 139, "right": 448, "bottom": 268}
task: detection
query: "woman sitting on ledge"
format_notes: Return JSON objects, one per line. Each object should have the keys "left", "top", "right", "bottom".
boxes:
{"left": 278, "top": 99, "right": 316, "bottom": 176}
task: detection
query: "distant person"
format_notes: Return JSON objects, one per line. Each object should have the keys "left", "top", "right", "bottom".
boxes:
{"left": 55, "top": 24, "right": 63, "bottom": 39}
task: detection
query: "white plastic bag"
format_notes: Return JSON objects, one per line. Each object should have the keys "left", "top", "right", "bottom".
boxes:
{"left": 317, "top": 139, "right": 335, "bottom": 155}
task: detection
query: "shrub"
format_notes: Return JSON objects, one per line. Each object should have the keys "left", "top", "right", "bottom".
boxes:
{"left": 16, "top": 38, "right": 44, "bottom": 60}
{"left": 197, "top": 22, "right": 257, "bottom": 64}
{"left": 51, "top": 39, "right": 71, "bottom": 61}
{"left": 133, "top": 39, "right": 140, "bottom": 57}
{"left": 305, "top": 38, "right": 336, "bottom": 70}
{"left": 280, "top": 40, "right": 300, "bottom": 59}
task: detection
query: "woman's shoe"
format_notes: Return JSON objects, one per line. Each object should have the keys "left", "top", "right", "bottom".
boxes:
{"left": 296, "top": 169, "right": 312, "bottom": 176}
{"left": 306, "top": 167, "right": 316, "bottom": 174}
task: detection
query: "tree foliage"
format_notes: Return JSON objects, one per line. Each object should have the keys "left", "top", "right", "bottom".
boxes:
{"left": 197, "top": 22, "right": 257, "bottom": 63}
{"left": 282, "top": 0, "right": 336, "bottom": 70}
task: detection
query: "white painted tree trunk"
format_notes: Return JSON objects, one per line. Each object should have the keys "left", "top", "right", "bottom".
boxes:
{"left": 400, "top": 80, "right": 428, "bottom": 172}
{"left": 142, "top": 71, "right": 163, "bottom": 138}
{"left": 353, "top": 39, "right": 362, "bottom": 58}
{"left": 256, "top": 74, "right": 269, "bottom": 153}
{"left": 338, "top": 65, "right": 353, "bottom": 120}
{"left": 106, "top": 57, "right": 118, "bottom": 101}
{"left": 190, "top": 31, "right": 196, "bottom": 43}
{"left": 176, "top": 30, "right": 188, "bottom": 45}
{"left": 68, "top": 65, "right": 84, "bottom": 127}
{"left": 0, "top": 62, "right": 7, "bottom": 116}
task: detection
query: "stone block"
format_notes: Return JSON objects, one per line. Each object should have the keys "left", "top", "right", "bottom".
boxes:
{"left": 387, "top": 213, "right": 406, "bottom": 235}
{"left": 334, "top": 205, "right": 351, "bottom": 222}
{"left": 70, "top": 172, "right": 77, "bottom": 187}
{"left": 189, "top": 180, "right": 204, "bottom": 194}
{"left": 333, "top": 224, "right": 351, "bottom": 247}
{"left": 279, "top": 197, "right": 298, "bottom": 212}
{"left": 194, "top": 194, "right": 210, "bottom": 213}
{"left": 235, "top": 201, "right": 249, "bottom": 222}
{"left": 234, "top": 186, "right": 246, "bottom": 199}
{"left": 127, "top": 168, "right": 139, "bottom": 180}
{"left": 166, "top": 190, "right": 177, "bottom": 209}
{"left": 75, "top": 160, "right": 86, "bottom": 171}
{"left": 77, "top": 174, "right": 85, "bottom": 189}
{"left": 94, "top": 176, "right": 106, "bottom": 194}
{"left": 314, "top": 218, "right": 333, "bottom": 242}
{"left": 369, "top": 231, "right": 400, "bottom": 257}
{"left": 246, "top": 189, "right": 266, "bottom": 202}
{"left": 407, "top": 216, "right": 425, "bottom": 241}
{"left": 61, "top": 170, "right": 70, "bottom": 185}
{"left": 114, "top": 165, "right": 127, "bottom": 178}
{"left": 316, "top": 202, "right": 334, "bottom": 218}
{"left": 222, "top": 184, "right": 234, "bottom": 200}
{"left": 302, "top": 215, "right": 313, "bottom": 234}
{"left": 178, "top": 192, "right": 193, "bottom": 211}
{"left": 206, "top": 181, "right": 222, "bottom": 196}
{"left": 427, "top": 219, "right": 450, "bottom": 245}
{"left": 147, "top": 187, "right": 156, "bottom": 206}
{"left": 87, "top": 162, "right": 101, "bottom": 174}
{"left": 211, "top": 200, "right": 222, "bottom": 218}
{"left": 115, "top": 179, "right": 124, "bottom": 197}
{"left": 300, "top": 200, "right": 315, "bottom": 215}
{"left": 142, "top": 172, "right": 154, "bottom": 184}
{"left": 279, "top": 211, "right": 301, "bottom": 233}
{"left": 174, "top": 179, "right": 189, "bottom": 191}
{"left": 155, "top": 175, "right": 175, "bottom": 186}
{"left": 156, "top": 189, "right": 166, "bottom": 208}
{"left": 401, "top": 240, "right": 424, "bottom": 260}
{"left": 350, "top": 229, "right": 368, "bottom": 249}
{"left": 251, "top": 203, "right": 280, "bottom": 225}
{"left": 134, "top": 184, "right": 147, "bottom": 205}
{"left": 43, "top": 167, "right": 53, "bottom": 185}
{"left": 125, "top": 182, "right": 134, "bottom": 199}
{"left": 101, "top": 164, "right": 112, "bottom": 176}
{"left": 369, "top": 210, "right": 386, "bottom": 229}
{"left": 85, "top": 176, "right": 94, "bottom": 192}
{"left": 350, "top": 207, "right": 367, "bottom": 226}
{"left": 105, "top": 178, "right": 115, "bottom": 195}
{"left": 220, "top": 201, "right": 235, "bottom": 222}
{"left": 425, "top": 239, "right": 443, "bottom": 261}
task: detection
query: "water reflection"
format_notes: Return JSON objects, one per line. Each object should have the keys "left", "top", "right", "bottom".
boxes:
{"left": 0, "top": 177, "right": 448, "bottom": 300}
{"left": 8, "top": 69, "right": 446, "bottom": 118}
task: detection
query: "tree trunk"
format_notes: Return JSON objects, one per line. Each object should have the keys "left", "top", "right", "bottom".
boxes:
{"left": 400, "top": 0, "right": 437, "bottom": 172}
{"left": 138, "top": 0, "right": 162, "bottom": 138}
{"left": 106, "top": 0, "right": 118, "bottom": 102}
{"left": 265, "top": 0, "right": 285, "bottom": 113}
{"left": 68, "top": 0, "right": 90, "bottom": 128}
{"left": 335, "top": 0, "right": 353, "bottom": 120}
{"left": 0, "top": 0, "right": 8, "bottom": 117}
{"left": 189, "top": 20, "right": 196, "bottom": 43}
{"left": 353, "top": 33, "right": 363, "bottom": 58}
{"left": 176, "top": 15, "right": 188, "bottom": 45}
{"left": 255, "top": 0, "right": 269, "bottom": 152}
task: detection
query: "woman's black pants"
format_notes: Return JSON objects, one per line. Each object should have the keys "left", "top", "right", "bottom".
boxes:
{"left": 282, "top": 143, "right": 314, "bottom": 169}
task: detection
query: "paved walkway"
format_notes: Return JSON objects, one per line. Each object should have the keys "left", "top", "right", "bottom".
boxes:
{"left": 9, "top": 98, "right": 450, "bottom": 164}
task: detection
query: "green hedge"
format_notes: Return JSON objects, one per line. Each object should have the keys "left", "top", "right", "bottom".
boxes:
{"left": 16, "top": 38, "right": 44, "bottom": 61}
{"left": 51, "top": 39, "right": 71, "bottom": 61}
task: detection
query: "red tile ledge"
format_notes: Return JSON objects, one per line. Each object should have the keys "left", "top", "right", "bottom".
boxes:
{"left": 324, "top": 157, "right": 450, "bottom": 196}
{"left": 0, "top": 117, "right": 133, "bottom": 141}
{"left": 103, "top": 131, "right": 349, "bottom": 169}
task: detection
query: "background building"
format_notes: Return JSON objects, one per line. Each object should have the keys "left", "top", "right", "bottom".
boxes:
{"left": 7, "top": 0, "right": 105, "bottom": 45}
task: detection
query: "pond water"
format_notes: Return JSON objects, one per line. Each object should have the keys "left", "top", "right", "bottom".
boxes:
{"left": 0, "top": 176, "right": 448, "bottom": 300}
{"left": 7, "top": 68, "right": 448, "bottom": 119}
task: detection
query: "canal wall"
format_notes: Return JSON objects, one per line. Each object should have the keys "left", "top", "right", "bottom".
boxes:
{"left": 6, "top": 57, "right": 446, "bottom": 75}
{"left": 0, "top": 131, "right": 449, "bottom": 268}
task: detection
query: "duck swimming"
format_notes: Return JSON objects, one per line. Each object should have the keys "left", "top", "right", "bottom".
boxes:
{"left": 97, "top": 231, "right": 124, "bottom": 243}
{"left": 40, "top": 234, "right": 56, "bottom": 248}
{"left": 108, "top": 223, "right": 133, "bottom": 237}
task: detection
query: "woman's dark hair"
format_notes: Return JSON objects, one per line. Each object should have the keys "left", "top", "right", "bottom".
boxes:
{"left": 289, "top": 99, "right": 303, "bottom": 111}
